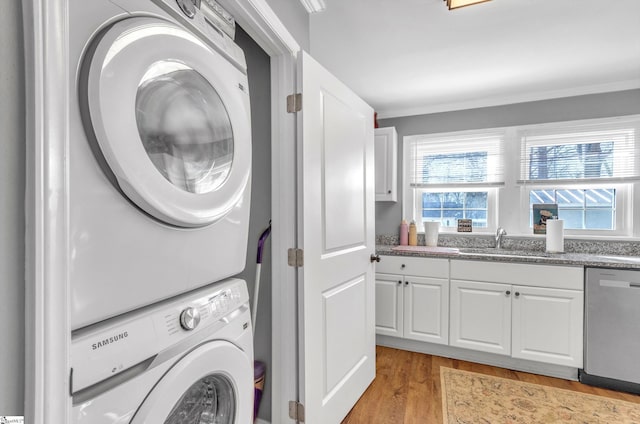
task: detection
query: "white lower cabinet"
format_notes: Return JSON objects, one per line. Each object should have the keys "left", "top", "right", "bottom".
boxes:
{"left": 376, "top": 273, "right": 449, "bottom": 344}
{"left": 375, "top": 273, "right": 403, "bottom": 337}
{"left": 404, "top": 276, "right": 449, "bottom": 343}
{"left": 449, "top": 280, "right": 511, "bottom": 355}
{"left": 511, "top": 285, "right": 583, "bottom": 367}
{"left": 377, "top": 257, "right": 584, "bottom": 369}
{"left": 376, "top": 256, "right": 449, "bottom": 345}
{"left": 450, "top": 260, "right": 584, "bottom": 368}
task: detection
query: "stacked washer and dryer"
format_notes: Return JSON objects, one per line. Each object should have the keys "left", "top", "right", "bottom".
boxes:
{"left": 68, "top": 0, "right": 254, "bottom": 422}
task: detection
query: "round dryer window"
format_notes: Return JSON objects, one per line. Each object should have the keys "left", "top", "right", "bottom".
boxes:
{"left": 136, "top": 61, "right": 233, "bottom": 194}
{"left": 83, "top": 17, "right": 251, "bottom": 228}
{"left": 131, "top": 341, "right": 253, "bottom": 424}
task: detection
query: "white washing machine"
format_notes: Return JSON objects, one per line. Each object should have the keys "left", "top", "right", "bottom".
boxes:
{"left": 71, "top": 278, "right": 254, "bottom": 424}
{"left": 69, "top": 0, "right": 252, "bottom": 329}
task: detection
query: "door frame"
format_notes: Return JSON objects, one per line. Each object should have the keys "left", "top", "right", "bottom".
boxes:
{"left": 215, "top": 2, "right": 302, "bottom": 422}
{"left": 24, "top": 0, "right": 300, "bottom": 422}
{"left": 23, "top": 1, "right": 72, "bottom": 422}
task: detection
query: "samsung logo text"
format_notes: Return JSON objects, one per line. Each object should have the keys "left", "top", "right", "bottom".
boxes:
{"left": 91, "top": 331, "right": 129, "bottom": 350}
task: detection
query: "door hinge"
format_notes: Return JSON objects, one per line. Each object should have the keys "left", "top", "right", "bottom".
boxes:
{"left": 287, "top": 248, "right": 304, "bottom": 267}
{"left": 287, "top": 93, "right": 302, "bottom": 113}
{"left": 289, "top": 400, "right": 305, "bottom": 422}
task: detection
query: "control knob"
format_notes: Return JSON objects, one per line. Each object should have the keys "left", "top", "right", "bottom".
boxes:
{"left": 176, "top": 0, "right": 196, "bottom": 18}
{"left": 180, "top": 307, "right": 201, "bottom": 331}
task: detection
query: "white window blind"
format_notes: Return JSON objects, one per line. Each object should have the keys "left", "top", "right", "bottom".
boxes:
{"left": 519, "top": 120, "right": 640, "bottom": 184}
{"left": 405, "top": 131, "right": 505, "bottom": 189}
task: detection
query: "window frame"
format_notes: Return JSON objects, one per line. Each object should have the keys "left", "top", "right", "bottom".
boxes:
{"left": 516, "top": 183, "right": 631, "bottom": 237}
{"left": 408, "top": 187, "right": 498, "bottom": 232}
{"left": 401, "top": 115, "right": 640, "bottom": 238}
{"left": 403, "top": 129, "right": 504, "bottom": 234}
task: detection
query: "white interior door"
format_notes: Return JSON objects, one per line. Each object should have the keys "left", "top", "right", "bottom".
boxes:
{"left": 297, "top": 51, "right": 375, "bottom": 424}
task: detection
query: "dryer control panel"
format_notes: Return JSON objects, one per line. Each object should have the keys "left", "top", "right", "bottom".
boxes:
{"left": 70, "top": 278, "right": 249, "bottom": 395}
{"left": 199, "top": 0, "right": 236, "bottom": 39}
{"left": 146, "top": 0, "right": 246, "bottom": 72}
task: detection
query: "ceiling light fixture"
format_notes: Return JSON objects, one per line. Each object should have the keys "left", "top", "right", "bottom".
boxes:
{"left": 445, "top": 0, "right": 491, "bottom": 10}
{"left": 299, "top": 0, "right": 327, "bottom": 13}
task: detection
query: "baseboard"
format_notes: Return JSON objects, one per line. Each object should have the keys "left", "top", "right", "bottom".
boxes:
{"left": 579, "top": 370, "right": 640, "bottom": 395}
{"left": 377, "top": 335, "right": 579, "bottom": 381}
{"left": 255, "top": 418, "right": 271, "bottom": 424}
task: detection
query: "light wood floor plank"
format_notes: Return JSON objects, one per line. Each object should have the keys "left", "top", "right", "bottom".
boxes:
{"left": 342, "top": 346, "right": 640, "bottom": 423}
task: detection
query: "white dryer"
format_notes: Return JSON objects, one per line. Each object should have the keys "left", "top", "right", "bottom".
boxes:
{"left": 69, "top": 0, "right": 252, "bottom": 329}
{"left": 71, "top": 278, "right": 253, "bottom": 424}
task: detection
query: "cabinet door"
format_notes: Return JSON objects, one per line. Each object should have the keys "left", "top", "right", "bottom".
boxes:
{"left": 404, "top": 276, "right": 449, "bottom": 345}
{"left": 511, "top": 285, "right": 584, "bottom": 367}
{"left": 450, "top": 280, "right": 511, "bottom": 355}
{"left": 374, "top": 127, "right": 397, "bottom": 202}
{"left": 375, "top": 273, "right": 403, "bottom": 337}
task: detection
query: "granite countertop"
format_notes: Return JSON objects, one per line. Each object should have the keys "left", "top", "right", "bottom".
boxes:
{"left": 376, "top": 244, "right": 640, "bottom": 269}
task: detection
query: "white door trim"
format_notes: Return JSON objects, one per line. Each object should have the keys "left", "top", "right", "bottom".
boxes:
{"left": 23, "top": 1, "right": 71, "bottom": 423}
{"left": 216, "top": 2, "right": 301, "bottom": 422}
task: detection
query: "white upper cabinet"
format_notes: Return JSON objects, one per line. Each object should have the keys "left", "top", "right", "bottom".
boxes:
{"left": 374, "top": 127, "right": 397, "bottom": 202}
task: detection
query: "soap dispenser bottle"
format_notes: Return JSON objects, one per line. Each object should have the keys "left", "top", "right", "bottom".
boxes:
{"left": 409, "top": 220, "right": 418, "bottom": 246}
{"left": 399, "top": 220, "right": 409, "bottom": 245}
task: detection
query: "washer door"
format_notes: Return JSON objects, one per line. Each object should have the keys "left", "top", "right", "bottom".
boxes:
{"left": 84, "top": 17, "right": 251, "bottom": 228}
{"left": 131, "top": 341, "right": 253, "bottom": 424}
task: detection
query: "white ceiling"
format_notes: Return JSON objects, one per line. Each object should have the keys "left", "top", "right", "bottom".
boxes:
{"left": 309, "top": 0, "right": 640, "bottom": 118}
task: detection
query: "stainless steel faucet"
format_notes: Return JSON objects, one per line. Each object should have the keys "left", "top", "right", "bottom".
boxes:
{"left": 495, "top": 227, "right": 507, "bottom": 249}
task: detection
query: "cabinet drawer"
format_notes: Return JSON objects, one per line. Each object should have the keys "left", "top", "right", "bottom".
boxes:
{"left": 450, "top": 260, "right": 583, "bottom": 291}
{"left": 377, "top": 255, "right": 448, "bottom": 278}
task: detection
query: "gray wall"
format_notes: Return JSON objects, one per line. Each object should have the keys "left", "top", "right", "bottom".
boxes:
{"left": 376, "top": 89, "right": 640, "bottom": 236}
{"left": 265, "top": 0, "right": 310, "bottom": 52}
{"left": 0, "top": 1, "right": 25, "bottom": 416}
{"left": 234, "top": 26, "right": 273, "bottom": 423}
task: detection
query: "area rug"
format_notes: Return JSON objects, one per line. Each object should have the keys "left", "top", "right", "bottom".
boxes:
{"left": 440, "top": 367, "right": 640, "bottom": 424}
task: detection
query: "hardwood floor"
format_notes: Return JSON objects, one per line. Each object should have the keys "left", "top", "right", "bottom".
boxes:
{"left": 342, "top": 345, "right": 640, "bottom": 423}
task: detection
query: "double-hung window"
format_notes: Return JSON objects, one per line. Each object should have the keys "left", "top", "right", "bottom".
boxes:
{"left": 404, "top": 131, "right": 504, "bottom": 232}
{"left": 518, "top": 118, "right": 640, "bottom": 235}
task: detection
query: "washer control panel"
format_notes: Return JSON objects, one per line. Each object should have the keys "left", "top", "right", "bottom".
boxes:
{"left": 71, "top": 278, "right": 248, "bottom": 394}
{"left": 179, "top": 307, "right": 201, "bottom": 330}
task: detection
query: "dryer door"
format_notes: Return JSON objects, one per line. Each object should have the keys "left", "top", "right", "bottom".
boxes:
{"left": 131, "top": 341, "right": 253, "bottom": 424}
{"left": 83, "top": 17, "right": 251, "bottom": 228}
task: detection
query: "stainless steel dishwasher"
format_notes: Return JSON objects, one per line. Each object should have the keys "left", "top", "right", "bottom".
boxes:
{"left": 580, "top": 267, "right": 640, "bottom": 394}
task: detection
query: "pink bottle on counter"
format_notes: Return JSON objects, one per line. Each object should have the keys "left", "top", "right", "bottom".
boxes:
{"left": 399, "top": 219, "right": 409, "bottom": 245}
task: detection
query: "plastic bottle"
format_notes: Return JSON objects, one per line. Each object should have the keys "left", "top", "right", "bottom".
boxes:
{"left": 399, "top": 220, "right": 409, "bottom": 246}
{"left": 409, "top": 220, "right": 418, "bottom": 246}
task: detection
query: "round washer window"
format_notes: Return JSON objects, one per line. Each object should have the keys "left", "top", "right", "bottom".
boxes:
{"left": 164, "top": 373, "right": 235, "bottom": 424}
{"left": 135, "top": 60, "right": 234, "bottom": 194}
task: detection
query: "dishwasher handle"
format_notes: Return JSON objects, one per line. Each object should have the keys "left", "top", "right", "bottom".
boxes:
{"left": 598, "top": 279, "right": 640, "bottom": 289}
